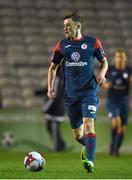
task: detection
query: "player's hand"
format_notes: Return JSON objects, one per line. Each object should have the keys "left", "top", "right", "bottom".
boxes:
{"left": 104, "top": 81, "right": 112, "bottom": 89}
{"left": 96, "top": 74, "right": 106, "bottom": 86}
{"left": 47, "top": 88, "right": 55, "bottom": 99}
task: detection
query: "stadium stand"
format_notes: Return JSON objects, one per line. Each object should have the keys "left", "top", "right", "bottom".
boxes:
{"left": 0, "top": 0, "right": 131, "bottom": 107}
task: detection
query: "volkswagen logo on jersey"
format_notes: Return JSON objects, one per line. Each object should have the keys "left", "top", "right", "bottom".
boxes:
{"left": 66, "top": 51, "right": 87, "bottom": 67}
{"left": 71, "top": 52, "right": 80, "bottom": 62}
{"left": 81, "top": 43, "right": 87, "bottom": 49}
{"left": 115, "top": 79, "right": 122, "bottom": 85}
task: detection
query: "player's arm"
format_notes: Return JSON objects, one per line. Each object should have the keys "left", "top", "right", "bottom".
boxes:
{"left": 103, "top": 65, "right": 113, "bottom": 89}
{"left": 103, "top": 80, "right": 112, "bottom": 89}
{"left": 47, "top": 62, "right": 59, "bottom": 99}
{"left": 94, "top": 38, "right": 108, "bottom": 86}
{"left": 97, "top": 57, "right": 108, "bottom": 86}
{"left": 47, "top": 41, "right": 63, "bottom": 99}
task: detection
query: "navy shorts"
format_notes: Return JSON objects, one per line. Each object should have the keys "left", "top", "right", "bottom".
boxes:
{"left": 64, "top": 87, "right": 99, "bottom": 129}
{"left": 107, "top": 97, "right": 129, "bottom": 125}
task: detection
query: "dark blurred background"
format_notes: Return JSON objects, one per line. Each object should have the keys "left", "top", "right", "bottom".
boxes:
{"left": 0, "top": 0, "right": 131, "bottom": 153}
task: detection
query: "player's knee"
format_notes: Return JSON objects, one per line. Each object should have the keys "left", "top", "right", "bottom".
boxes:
{"left": 116, "top": 117, "right": 122, "bottom": 130}
{"left": 72, "top": 128, "right": 83, "bottom": 142}
{"left": 111, "top": 118, "right": 118, "bottom": 128}
{"left": 83, "top": 118, "right": 95, "bottom": 134}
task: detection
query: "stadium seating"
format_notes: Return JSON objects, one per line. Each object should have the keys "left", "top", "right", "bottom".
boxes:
{"left": 0, "top": 0, "right": 131, "bottom": 107}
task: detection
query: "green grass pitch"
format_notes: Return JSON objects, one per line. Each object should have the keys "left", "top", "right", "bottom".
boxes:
{"left": 0, "top": 108, "right": 132, "bottom": 179}
{"left": 0, "top": 151, "right": 132, "bottom": 179}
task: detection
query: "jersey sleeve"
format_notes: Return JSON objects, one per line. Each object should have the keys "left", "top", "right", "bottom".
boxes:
{"left": 51, "top": 42, "right": 63, "bottom": 65}
{"left": 94, "top": 38, "right": 106, "bottom": 62}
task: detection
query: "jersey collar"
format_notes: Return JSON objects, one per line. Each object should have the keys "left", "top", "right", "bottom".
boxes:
{"left": 68, "top": 35, "right": 84, "bottom": 42}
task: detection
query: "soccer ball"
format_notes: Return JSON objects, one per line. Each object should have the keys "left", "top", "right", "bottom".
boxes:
{"left": 24, "top": 151, "right": 46, "bottom": 171}
{"left": 0, "top": 131, "right": 16, "bottom": 148}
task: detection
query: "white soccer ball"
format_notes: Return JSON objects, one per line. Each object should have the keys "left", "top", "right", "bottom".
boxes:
{"left": 0, "top": 131, "right": 16, "bottom": 148}
{"left": 24, "top": 151, "right": 46, "bottom": 171}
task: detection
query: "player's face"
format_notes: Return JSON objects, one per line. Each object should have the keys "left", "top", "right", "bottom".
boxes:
{"left": 115, "top": 52, "right": 127, "bottom": 67}
{"left": 64, "top": 18, "right": 78, "bottom": 38}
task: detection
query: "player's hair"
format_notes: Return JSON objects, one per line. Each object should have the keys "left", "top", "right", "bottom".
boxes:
{"left": 63, "top": 13, "right": 83, "bottom": 23}
{"left": 115, "top": 49, "right": 128, "bottom": 57}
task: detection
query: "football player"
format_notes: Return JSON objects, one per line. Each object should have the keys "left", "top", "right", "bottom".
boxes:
{"left": 47, "top": 13, "right": 108, "bottom": 172}
{"left": 104, "top": 50, "right": 132, "bottom": 156}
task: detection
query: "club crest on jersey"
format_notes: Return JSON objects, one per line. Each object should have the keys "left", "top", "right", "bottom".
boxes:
{"left": 123, "top": 73, "right": 128, "bottom": 79}
{"left": 71, "top": 52, "right": 80, "bottom": 62}
{"left": 81, "top": 43, "right": 87, "bottom": 49}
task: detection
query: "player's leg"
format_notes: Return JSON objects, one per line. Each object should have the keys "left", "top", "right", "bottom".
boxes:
{"left": 50, "top": 121, "right": 66, "bottom": 151}
{"left": 83, "top": 117, "right": 96, "bottom": 162}
{"left": 45, "top": 119, "right": 66, "bottom": 151}
{"left": 56, "top": 122, "right": 67, "bottom": 150}
{"left": 114, "top": 103, "right": 128, "bottom": 156}
{"left": 65, "top": 99, "right": 95, "bottom": 172}
{"left": 72, "top": 124, "right": 85, "bottom": 146}
{"left": 81, "top": 95, "right": 98, "bottom": 172}
{"left": 45, "top": 120, "right": 52, "bottom": 137}
{"left": 45, "top": 120, "right": 59, "bottom": 151}
{"left": 65, "top": 100, "right": 85, "bottom": 145}
{"left": 107, "top": 100, "right": 119, "bottom": 155}
{"left": 110, "top": 117, "right": 118, "bottom": 155}
{"left": 72, "top": 123, "right": 91, "bottom": 171}
{"left": 77, "top": 117, "right": 95, "bottom": 172}
{"left": 115, "top": 123, "right": 126, "bottom": 156}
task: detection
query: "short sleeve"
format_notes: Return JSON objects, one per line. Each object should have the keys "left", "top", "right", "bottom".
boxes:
{"left": 51, "top": 42, "right": 63, "bottom": 65}
{"left": 94, "top": 38, "right": 106, "bottom": 62}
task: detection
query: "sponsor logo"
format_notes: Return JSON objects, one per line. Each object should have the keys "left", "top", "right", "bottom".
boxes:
{"left": 88, "top": 105, "right": 97, "bottom": 114}
{"left": 90, "top": 111, "right": 96, "bottom": 114}
{"left": 71, "top": 52, "right": 80, "bottom": 62}
{"left": 81, "top": 43, "right": 87, "bottom": 49}
{"left": 66, "top": 51, "right": 87, "bottom": 67}
{"left": 65, "top": 45, "right": 71, "bottom": 48}
{"left": 66, "top": 61, "right": 87, "bottom": 67}
{"left": 115, "top": 79, "right": 122, "bottom": 85}
{"left": 108, "top": 112, "right": 112, "bottom": 118}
